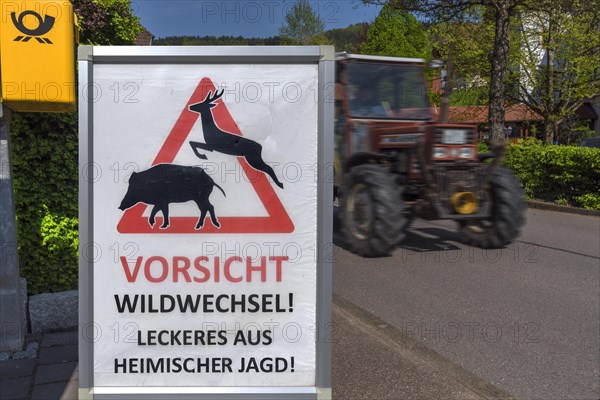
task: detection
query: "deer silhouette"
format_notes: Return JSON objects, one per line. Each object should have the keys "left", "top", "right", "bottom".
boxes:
{"left": 188, "top": 90, "right": 284, "bottom": 189}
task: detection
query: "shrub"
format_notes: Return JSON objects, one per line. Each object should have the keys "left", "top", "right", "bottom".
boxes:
{"left": 504, "top": 139, "right": 600, "bottom": 209}
{"left": 10, "top": 112, "right": 79, "bottom": 294}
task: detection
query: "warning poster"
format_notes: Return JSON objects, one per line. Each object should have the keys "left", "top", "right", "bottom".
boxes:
{"left": 91, "top": 64, "right": 319, "bottom": 387}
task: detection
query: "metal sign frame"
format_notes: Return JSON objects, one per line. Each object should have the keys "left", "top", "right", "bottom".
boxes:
{"left": 78, "top": 45, "right": 333, "bottom": 400}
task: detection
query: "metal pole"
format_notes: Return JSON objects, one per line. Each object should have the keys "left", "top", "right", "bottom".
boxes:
{"left": 0, "top": 105, "right": 24, "bottom": 352}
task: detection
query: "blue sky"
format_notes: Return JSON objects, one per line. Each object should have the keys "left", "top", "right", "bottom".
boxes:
{"left": 133, "top": 0, "right": 382, "bottom": 39}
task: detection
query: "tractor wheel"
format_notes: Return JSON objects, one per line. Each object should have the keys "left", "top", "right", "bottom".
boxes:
{"left": 341, "top": 165, "right": 406, "bottom": 257}
{"left": 459, "top": 166, "right": 527, "bottom": 248}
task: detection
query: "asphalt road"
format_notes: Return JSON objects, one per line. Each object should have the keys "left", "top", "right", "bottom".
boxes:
{"left": 333, "top": 207, "right": 600, "bottom": 400}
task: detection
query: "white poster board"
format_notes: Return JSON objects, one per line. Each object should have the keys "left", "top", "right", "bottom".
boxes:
{"left": 79, "top": 46, "right": 333, "bottom": 399}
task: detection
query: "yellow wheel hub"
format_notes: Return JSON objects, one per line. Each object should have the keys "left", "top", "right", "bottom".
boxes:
{"left": 451, "top": 192, "right": 479, "bottom": 215}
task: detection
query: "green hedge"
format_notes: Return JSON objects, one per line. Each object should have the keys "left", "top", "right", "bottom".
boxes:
{"left": 504, "top": 139, "right": 600, "bottom": 210}
{"left": 11, "top": 113, "right": 79, "bottom": 295}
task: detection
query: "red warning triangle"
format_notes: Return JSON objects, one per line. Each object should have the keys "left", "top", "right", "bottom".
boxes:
{"left": 117, "top": 78, "right": 294, "bottom": 234}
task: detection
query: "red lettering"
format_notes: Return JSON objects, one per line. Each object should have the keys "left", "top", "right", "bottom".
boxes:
{"left": 120, "top": 256, "right": 143, "bottom": 282}
{"left": 214, "top": 256, "right": 221, "bottom": 283}
{"left": 144, "top": 256, "right": 168, "bottom": 283}
{"left": 246, "top": 257, "right": 267, "bottom": 282}
{"left": 193, "top": 256, "right": 210, "bottom": 283}
{"left": 173, "top": 256, "right": 191, "bottom": 282}
{"left": 120, "top": 254, "right": 289, "bottom": 283}
{"left": 269, "top": 256, "right": 289, "bottom": 282}
{"left": 224, "top": 256, "right": 243, "bottom": 282}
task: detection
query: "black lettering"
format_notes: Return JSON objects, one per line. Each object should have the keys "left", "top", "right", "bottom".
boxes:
{"left": 148, "top": 295, "right": 159, "bottom": 313}
{"left": 247, "top": 294, "right": 260, "bottom": 313}
{"left": 171, "top": 358, "right": 182, "bottom": 373}
{"left": 177, "top": 295, "right": 201, "bottom": 312}
{"left": 182, "top": 330, "right": 192, "bottom": 345}
{"left": 218, "top": 330, "right": 228, "bottom": 345}
{"left": 197, "top": 357, "right": 210, "bottom": 372}
{"left": 114, "top": 358, "right": 127, "bottom": 373}
{"left": 231, "top": 294, "right": 245, "bottom": 312}
{"left": 195, "top": 330, "right": 205, "bottom": 345}
{"left": 262, "top": 294, "right": 273, "bottom": 312}
{"left": 184, "top": 358, "right": 195, "bottom": 373}
{"left": 114, "top": 294, "right": 138, "bottom": 313}
{"left": 233, "top": 330, "right": 247, "bottom": 345}
{"left": 129, "top": 358, "right": 139, "bottom": 373}
{"left": 216, "top": 294, "right": 229, "bottom": 312}
{"left": 263, "top": 330, "right": 273, "bottom": 345}
{"left": 276, "top": 294, "right": 285, "bottom": 312}
{"left": 203, "top": 294, "right": 215, "bottom": 312}
{"left": 147, "top": 330, "right": 157, "bottom": 345}
{"left": 160, "top": 295, "right": 175, "bottom": 312}
{"left": 137, "top": 330, "right": 146, "bottom": 345}
{"left": 147, "top": 358, "right": 163, "bottom": 373}
{"left": 222, "top": 358, "right": 233, "bottom": 372}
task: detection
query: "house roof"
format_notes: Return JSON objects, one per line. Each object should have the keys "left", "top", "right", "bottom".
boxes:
{"left": 134, "top": 27, "right": 153, "bottom": 46}
{"left": 432, "top": 104, "right": 543, "bottom": 124}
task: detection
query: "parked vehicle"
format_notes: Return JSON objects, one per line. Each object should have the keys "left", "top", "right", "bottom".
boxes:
{"left": 334, "top": 53, "right": 527, "bottom": 257}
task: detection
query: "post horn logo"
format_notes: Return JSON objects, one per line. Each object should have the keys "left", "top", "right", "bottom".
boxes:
{"left": 11, "top": 11, "right": 55, "bottom": 44}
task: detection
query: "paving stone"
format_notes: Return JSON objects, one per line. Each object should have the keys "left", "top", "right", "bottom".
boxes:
{"left": 13, "top": 342, "right": 39, "bottom": 360}
{"left": 0, "top": 376, "right": 31, "bottom": 399}
{"left": 41, "top": 330, "right": 78, "bottom": 348}
{"left": 39, "top": 345, "right": 78, "bottom": 365}
{"left": 31, "top": 379, "right": 79, "bottom": 400}
{"left": 34, "top": 362, "right": 78, "bottom": 385}
{"left": 0, "top": 358, "right": 35, "bottom": 378}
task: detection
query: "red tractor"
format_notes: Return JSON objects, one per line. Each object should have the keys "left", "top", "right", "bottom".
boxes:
{"left": 334, "top": 53, "right": 527, "bottom": 257}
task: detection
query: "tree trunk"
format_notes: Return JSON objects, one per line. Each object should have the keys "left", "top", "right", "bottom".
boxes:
{"left": 544, "top": 120, "right": 555, "bottom": 144}
{"left": 438, "top": 44, "right": 455, "bottom": 124}
{"left": 542, "top": 15, "right": 556, "bottom": 145}
{"left": 488, "top": 2, "right": 512, "bottom": 154}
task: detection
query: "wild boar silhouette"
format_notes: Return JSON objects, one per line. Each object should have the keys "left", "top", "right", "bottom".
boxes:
{"left": 118, "top": 164, "right": 225, "bottom": 230}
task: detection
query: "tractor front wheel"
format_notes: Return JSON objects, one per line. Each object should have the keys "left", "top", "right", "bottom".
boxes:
{"left": 341, "top": 165, "right": 406, "bottom": 257}
{"left": 459, "top": 166, "right": 527, "bottom": 248}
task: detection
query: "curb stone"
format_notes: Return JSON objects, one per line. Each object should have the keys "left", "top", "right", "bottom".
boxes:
{"left": 527, "top": 200, "right": 600, "bottom": 217}
{"left": 29, "top": 291, "right": 78, "bottom": 333}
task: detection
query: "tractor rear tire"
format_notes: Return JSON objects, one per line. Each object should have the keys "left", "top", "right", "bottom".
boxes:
{"left": 460, "top": 166, "right": 527, "bottom": 248}
{"left": 341, "top": 165, "right": 406, "bottom": 257}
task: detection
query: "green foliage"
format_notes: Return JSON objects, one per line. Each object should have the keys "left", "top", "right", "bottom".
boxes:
{"left": 428, "top": 18, "right": 493, "bottom": 106}
{"left": 574, "top": 193, "right": 600, "bottom": 210}
{"left": 362, "top": 4, "right": 431, "bottom": 58}
{"left": 504, "top": 139, "right": 600, "bottom": 209}
{"left": 450, "top": 86, "right": 489, "bottom": 106}
{"left": 509, "top": 1, "right": 600, "bottom": 144}
{"left": 477, "top": 141, "right": 491, "bottom": 153}
{"left": 74, "top": 0, "right": 142, "bottom": 45}
{"left": 279, "top": 0, "right": 328, "bottom": 45}
{"left": 39, "top": 208, "right": 79, "bottom": 290}
{"left": 326, "top": 23, "right": 369, "bottom": 53}
{"left": 10, "top": 113, "right": 79, "bottom": 294}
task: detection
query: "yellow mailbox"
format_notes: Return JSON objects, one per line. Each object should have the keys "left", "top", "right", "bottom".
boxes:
{"left": 0, "top": 1, "right": 76, "bottom": 112}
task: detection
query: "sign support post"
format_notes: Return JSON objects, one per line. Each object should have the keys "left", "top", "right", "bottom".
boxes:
{"left": 0, "top": 105, "right": 25, "bottom": 352}
{"left": 79, "top": 46, "right": 334, "bottom": 400}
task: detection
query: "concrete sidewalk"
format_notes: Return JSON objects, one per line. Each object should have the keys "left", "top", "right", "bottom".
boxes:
{"left": 0, "top": 298, "right": 512, "bottom": 400}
